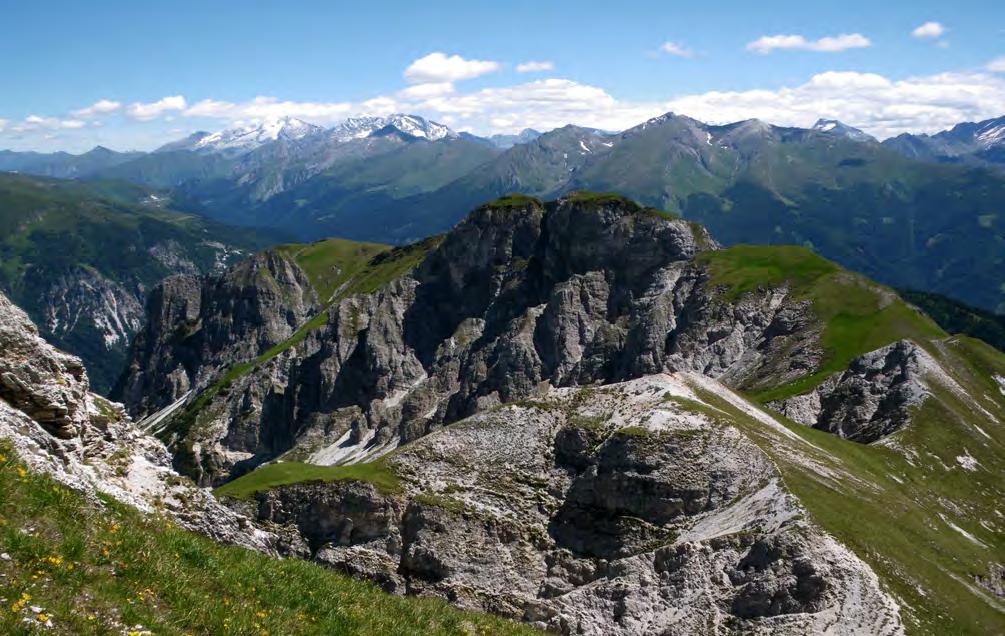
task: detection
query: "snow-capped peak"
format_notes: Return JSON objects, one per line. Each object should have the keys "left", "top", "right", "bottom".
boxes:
{"left": 193, "top": 117, "right": 325, "bottom": 155}
{"left": 975, "top": 118, "right": 1005, "bottom": 148}
{"left": 812, "top": 119, "right": 876, "bottom": 143}
{"left": 329, "top": 113, "right": 456, "bottom": 143}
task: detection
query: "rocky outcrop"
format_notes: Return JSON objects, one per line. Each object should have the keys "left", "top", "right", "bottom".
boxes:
{"left": 0, "top": 289, "right": 274, "bottom": 552}
{"left": 768, "top": 340, "right": 936, "bottom": 442}
{"left": 113, "top": 249, "right": 319, "bottom": 416}
{"left": 118, "top": 195, "right": 845, "bottom": 485}
{"left": 39, "top": 264, "right": 147, "bottom": 352}
{"left": 245, "top": 375, "right": 905, "bottom": 635}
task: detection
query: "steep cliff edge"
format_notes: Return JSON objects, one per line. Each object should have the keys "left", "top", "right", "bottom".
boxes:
{"left": 118, "top": 193, "right": 941, "bottom": 486}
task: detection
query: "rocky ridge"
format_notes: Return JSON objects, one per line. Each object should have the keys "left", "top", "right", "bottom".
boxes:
{"left": 239, "top": 375, "right": 906, "bottom": 635}
{"left": 0, "top": 289, "right": 274, "bottom": 552}
{"left": 8, "top": 189, "right": 1005, "bottom": 633}
{"left": 116, "top": 194, "right": 943, "bottom": 488}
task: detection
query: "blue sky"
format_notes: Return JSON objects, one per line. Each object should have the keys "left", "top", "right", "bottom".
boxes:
{"left": 2, "top": 0, "right": 1004, "bottom": 151}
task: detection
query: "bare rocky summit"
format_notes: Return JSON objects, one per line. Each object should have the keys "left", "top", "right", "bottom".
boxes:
{"left": 248, "top": 375, "right": 905, "bottom": 635}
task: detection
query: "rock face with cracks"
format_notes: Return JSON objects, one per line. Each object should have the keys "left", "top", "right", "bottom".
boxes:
{"left": 116, "top": 195, "right": 862, "bottom": 486}
{"left": 768, "top": 340, "right": 934, "bottom": 442}
{"left": 245, "top": 375, "right": 905, "bottom": 635}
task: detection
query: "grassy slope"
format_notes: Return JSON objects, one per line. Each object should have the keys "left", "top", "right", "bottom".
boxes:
{"left": 214, "top": 460, "right": 401, "bottom": 500}
{"left": 696, "top": 245, "right": 946, "bottom": 401}
{"left": 0, "top": 442, "right": 535, "bottom": 636}
{"left": 688, "top": 335, "right": 1005, "bottom": 635}
{"left": 680, "top": 147, "right": 1005, "bottom": 313}
{"left": 274, "top": 238, "right": 391, "bottom": 303}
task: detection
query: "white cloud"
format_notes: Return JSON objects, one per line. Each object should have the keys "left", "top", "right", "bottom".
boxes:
{"left": 12, "top": 115, "right": 88, "bottom": 131}
{"left": 402, "top": 69, "right": 1005, "bottom": 140}
{"left": 747, "top": 33, "right": 871, "bottom": 54}
{"left": 516, "top": 60, "right": 555, "bottom": 73}
{"left": 986, "top": 56, "right": 1005, "bottom": 73}
{"left": 912, "top": 21, "right": 946, "bottom": 39}
{"left": 72, "top": 99, "right": 121, "bottom": 118}
{"left": 403, "top": 52, "right": 501, "bottom": 84}
{"left": 126, "top": 95, "right": 187, "bottom": 121}
{"left": 6, "top": 62, "right": 1005, "bottom": 151}
{"left": 659, "top": 41, "right": 693, "bottom": 58}
{"left": 411, "top": 78, "right": 663, "bottom": 134}
{"left": 182, "top": 99, "right": 236, "bottom": 118}
{"left": 663, "top": 70, "right": 1005, "bottom": 138}
{"left": 0, "top": 118, "right": 6, "bottom": 132}
{"left": 184, "top": 96, "right": 355, "bottom": 123}
{"left": 397, "top": 82, "right": 456, "bottom": 99}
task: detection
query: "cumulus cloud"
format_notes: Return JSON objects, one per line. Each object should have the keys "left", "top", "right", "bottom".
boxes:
{"left": 403, "top": 52, "right": 501, "bottom": 84}
{"left": 0, "top": 118, "right": 7, "bottom": 132}
{"left": 126, "top": 95, "right": 187, "bottom": 121}
{"left": 12, "top": 115, "right": 88, "bottom": 131}
{"left": 72, "top": 99, "right": 121, "bottom": 118}
{"left": 747, "top": 33, "right": 871, "bottom": 54}
{"left": 986, "top": 56, "right": 1005, "bottom": 73}
{"left": 397, "top": 70, "right": 1003, "bottom": 139}
{"left": 663, "top": 70, "right": 1005, "bottom": 138}
{"left": 659, "top": 41, "right": 693, "bottom": 58}
{"left": 912, "top": 21, "right": 946, "bottom": 39}
{"left": 397, "top": 82, "right": 456, "bottom": 99}
{"left": 410, "top": 78, "right": 663, "bottom": 134}
{"left": 7, "top": 60, "right": 1005, "bottom": 150}
{"left": 515, "top": 61, "right": 555, "bottom": 73}
{"left": 183, "top": 96, "right": 356, "bottom": 123}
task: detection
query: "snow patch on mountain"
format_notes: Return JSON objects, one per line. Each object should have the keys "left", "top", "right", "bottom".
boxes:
{"left": 194, "top": 117, "right": 325, "bottom": 155}
{"left": 976, "top": 121, "right": 1005, "bottom": 147}
{"left": 812, "top": 119, "right": 876, "bottom": 143}
{"left": 330, "top": 114, "right": 455, "bottom": 143}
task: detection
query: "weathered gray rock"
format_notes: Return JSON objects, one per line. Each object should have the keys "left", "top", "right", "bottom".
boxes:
{"left": 769, "top": 340, "right": 934, "bottom": 442}
{"left": 117, "top": 195, "right": 851, "bottom": 485}
{"left": 244, "top": 375, "right": 904, "bottom": 635}
{"left": 0, "top": 289, "right": 275, "bottom": 553}
{"left": 114, "top": 249, "right": 319, "bottom": 417}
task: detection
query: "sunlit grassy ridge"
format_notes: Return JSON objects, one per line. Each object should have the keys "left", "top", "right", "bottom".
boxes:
{"left": 0, "top": 441, "right": 536, "bottom": 635}
{"left": 697, "top": 245, "right": 946, "bottom": 401}
{"left": 683, "top": 335, "right": 1005, "bottom": 635}
{"left": 275, "top": 238, "right": 390, "bottom": 302}
{"left": 214, "top": 460, "right": 402, "bottom": 500}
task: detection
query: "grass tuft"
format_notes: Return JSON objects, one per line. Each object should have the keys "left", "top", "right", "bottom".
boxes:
{"left": 214, "top": 460, "right": 402, "bottom": 500}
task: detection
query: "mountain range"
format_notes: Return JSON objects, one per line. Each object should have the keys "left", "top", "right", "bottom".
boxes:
{"left": 2, "top": 109, "right": 1004, "bottom": 384}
